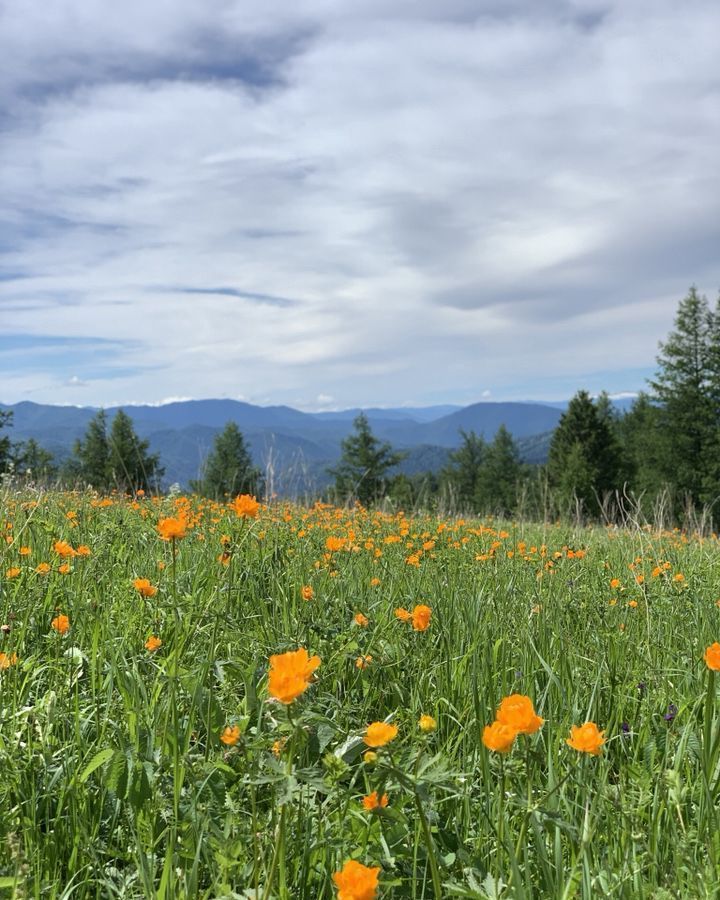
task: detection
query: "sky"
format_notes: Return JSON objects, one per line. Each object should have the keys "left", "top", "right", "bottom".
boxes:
{"left": 1, "top": 0, "right": 719, "bottom": 411}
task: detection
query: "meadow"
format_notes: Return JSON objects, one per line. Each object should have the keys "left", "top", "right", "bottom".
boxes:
{"left": 1, "top": 491, "right": 720, "bottom": 899}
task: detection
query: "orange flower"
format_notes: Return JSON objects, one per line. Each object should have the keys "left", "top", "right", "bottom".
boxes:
{"left": 356, "top": 655, "right": 372, "bottom": 669}
{"left": 5, "top": 567, "right": 20, "bottom": 579}
{"left": 58, "top": 563, "right": 71, "bottom": 575}
{"left": 495, "top": 694, "right": 544, "bottom": 736}
{"left": 53, "top": 540, "right": 76, "bottom": 558}
{"left": 325, "top": 536, "right": 346, "bottom": 552}
{"left": 370, "top": 577, "right": 381, "bottom": 587}
{"left": 76, "top": 545, "right": 91, "bottom": 556}
{"left": 364, "top": 721, "right": 398, "bottom": 748}
{"left": 419, "top": 714, "right": 437, "bottom": 733}
{"left": 566, "top": 722, "right": 605, "bottom": 755}
{"left": 482, "top": 720, "right": 517, "bottom": 753}
{"left": 220, "top": 725, "right": 241, "bottom": 746}
{"left": 610, "top": 578, "right": 621, "bottom": 589}
{"left": 36, "top": 562, "right": 51, "bottom": 575}
{"left": 673, "top": 573, "right": 685, "bottom": 583}
{"left": 704, "top": 642, "right": 720, "bottom": 671}
{"left": 231, "top": 494, "right": 260, "bottom": 519}
{"left": 0, "top": 651, "right": 18, "bottom": 669}
{"left": 354, "top": 612, "right": 369, "bottom": 627}
{"left": 51, "top": 614, "right": 70, "bottom": 635}
{"left": 394, "top": 607, "right": 412, "bottom": 622}
{"left": 361, "top": 791, "right": 388, "bottom": 811}
{"left": 268, "top": 647, "right": 321, "bottom": 704}
{"left": 145, "top": 635, "right": 162, "bottom": 652}
{"left": 301, "top": 585, "right": 314, "bottom": 601}
{"left": 19, "top": 546, "right": 31, "bottom": 556}
{"left": 272, "top": 738, "right": 287, "bottom": 757}
{"left": 332, "top": 859, "right": 381, "bottom": 900}
{"left": 411, "top": 604, "right": 431, "bottom": 631}
{"left": 134, "top": 578, "right": 158, "bottom": 598}
{"left": 157, "top": 516, "right": 187, "bottom": 541}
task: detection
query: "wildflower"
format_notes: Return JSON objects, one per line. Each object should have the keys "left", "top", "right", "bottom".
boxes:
{"left": 0, "top": 652, "right": 18, "bottom": 669}
{"left": 394, "top": 607, "right": 412, "bottom": 622}
{"left": 58, "top": 563, "right": 71, "bottom": 575}
{"left": 145, "top": 635, "right": 162, "bottom": 652}
{"left": 53, "top": 540, "right": 76, "bottom": 558}
{"left": 704, "top": 642, "right": 720, "bottom": 671}
{"left": 332, "top": 859, "right": 381, "bottom": 900}
{"left": 220, "top": 725, "right": 241, "bottom": 746}
{"left": 268, "top": 647, "right": 321, "bottom": 704}
{"left": 19, "top": 546, "right": 30, "bottom": 556}
{"left": 610, "top": 578, "right": 621, "bottom": 589}
{"left": 36, "top": 562, "right": 51, "bottom": 575}
{"left": 673, "top": 573, "right": 685, "bottom": 583}
{"left": 364, "top": 721, "right": 398, "bottom": 748}
{"left": 134, "top": 578, "right": 158, "bottom": 598}
{"left": 361, "top": 791, "right": 388, "bottom": 811}
{"left": 326, "top": 536, "right": 346, "bottom": 552}
{"left": 664, "top": 703, "right": 678, "bottom": 723}
{"left": 482, "top": 720, "right": 517, "bottom": 753}
{"left": 354, "top": 612, "right": 369, "bottom": 627}
{"left": 370, "top": 577, "right": 381, "bottom": 587}
{"left": 363, "top": 750, "right": 377, "bottom": 765}
{"left": 231, "top": 494, "right": 259, "bottom": 519}
{"left": 272, "top": 738, "right": 287, "bottom": 757}
{"left": 411, "top": 604, "right": 432, "bottom": 631}
{"left": 496, "top": 694, "right": 544, "bottom": 735}
{"left": 5, "top": 567, "right": 20, "bottom": 579}
{"left": 566, "top": 722, "right": 605, "bottom": 755}
{"left": 419, "top": 714, "right": 437, "bottom": 732}
{"left": 301, "top": 585, "right": 314, "bottom": 601}
{"left": 356, "top": 655, "right": 372, "bottom": 669}
{"left": 157, "top": 516, "right": 187, "bottom": 541}
{"left": 51, "top": 614, "right": 70, "bottom": 635}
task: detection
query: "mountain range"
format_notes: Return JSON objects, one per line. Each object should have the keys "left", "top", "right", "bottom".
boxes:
{"left": 0, "top": 397, "right": 627, "bottom": 493}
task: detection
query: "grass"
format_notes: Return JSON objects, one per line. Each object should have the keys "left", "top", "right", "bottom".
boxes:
{"left": 1, "top": 490, "right": 720, "bottom": 898}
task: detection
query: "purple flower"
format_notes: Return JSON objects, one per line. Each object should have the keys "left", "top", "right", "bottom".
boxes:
{"left": 664, "top": 703, "right": 678, "bottom": 723}
{"left": 621, "top": 722, "right": 631, "bottom": 735}
{"left": 637, "top": 682, "right": 647, "bottom": 697}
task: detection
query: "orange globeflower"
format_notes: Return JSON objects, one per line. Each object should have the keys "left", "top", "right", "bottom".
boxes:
{"left": 354, "top": 612, "right": 369, "bottom": 627}
{"left": 332, "top": 859, "right": 381, "bottom": 900}
{"left": 326, "top": 536, "right": 346, "bottom": 552}
{"left": 482, "top": 720, "right": 517, "bottom": 753}
{"left": 394, "top": 607, "right": 412, "bottom": 622}
{"left": 301, "top": 585, "right": 314, "bottom": 601}
{"left": 220, "top": 725, "right": 241, "bottom": 746}
{"left": 133, "top": 578, "right": 158, "bottom": 598}
{"left": 704, "top": 642, "right": 720, "bottom": 671}
{"left": 36, "top": 562, "right": 51, "bottom": 575}
{"left": 51, "top": 614, "right": 70, "bottom": 635}
{"left": 419, "top": 714, "right": 437, "bottom": 733}
{"left": 362, "top": 791, "right": 388, "bottom": 811}
{"left": 566, "top": 722, "right": 605, "bottom": 755}
{"left": 231, "top": 494, "right": 260, "bottom": 519}
{"left": 19, "top": 546, "right": 31, "bottom": 556}
{"left": 0, "top": 651, "right": 18, "bottom": 669}
{"left": 53, "top": 540, "right": 76, "bottom": 558}
{"left": 157, "top": 516, "right": 187, "bottom": 541}
{"left": 268, "top": 647, "right": 321, "bottom": 704}
{"left": 356, "top": 655, "right": 372, "bottom": 669}
{"left": 5, "top": 567, "right": 20, "bottom": 579}
{"left": 364, "top": 721, "right": 398, "bottom": 748}
{"left": 411, "top": 604, "right": 432, "bottom": 631}
{"left": 145, "top": 635, "right": 162, "bottom": 652}
{"left": 496, "top": 694, "right": 544, "bottom": 735}
{"left": 76, "top": 545, "right": 91, "bottom": 557}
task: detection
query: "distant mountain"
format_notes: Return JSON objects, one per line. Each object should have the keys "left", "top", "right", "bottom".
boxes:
{"left": 0, "top": 396, "right": 615, "bottom": 493}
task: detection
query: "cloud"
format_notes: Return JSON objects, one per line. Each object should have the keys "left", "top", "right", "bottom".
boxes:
{"left": 0, "top": 0, "right": 718, "bottom": 408}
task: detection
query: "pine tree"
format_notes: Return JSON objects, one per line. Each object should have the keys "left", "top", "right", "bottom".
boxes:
{"left": 441, "top": 430, "right": 485, "bottom": 512}
{"left": 73, "top": 410, "right": 111, "bottom": 490}
{"left": 475, "top": 425, "right": 521, "bottom": 514}
{"left": 0, "top": 410, "right": 13, "bottom": 474}
{"left": 649, "top": 286, "right": 715, "bottom": 506}
{"left": 15, "top": 438, "right": 56, "bottom": 482}
{"left": 193, "top": 422, "right": 261, "bottom": 499}
{"left": 108, "top": 409, "right": 163, "bottom": 493}
{"left": 546, "top": 391, "right": 621, "bottom": 515}
{"left": 617, "top": 392, "right": 665, "bottom": 505}
{"left": 329, "top": 413, "right": 405, "bottom": 506}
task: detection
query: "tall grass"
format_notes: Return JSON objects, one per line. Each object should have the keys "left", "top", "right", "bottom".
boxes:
{"left": 1, "top": 489, "right": 719, "bottom": 898}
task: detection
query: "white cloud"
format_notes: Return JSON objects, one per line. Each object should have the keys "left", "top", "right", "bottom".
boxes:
{"left": 0, "top": 0, "right": 718, "bottom": 408}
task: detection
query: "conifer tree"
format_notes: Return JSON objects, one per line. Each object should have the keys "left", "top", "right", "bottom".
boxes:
{"left": 475, "top": 425, "right": 521, "bottom": 514}
{"left": 108, "top": 409, "right": 163, "bottom": 493}
{"left": 329, "top": 413, "right": 404, "bottom": 506}
{"left": 193, "top": 422, "right": 261, "bottom": 499}
{"left": 73, "top": 410, "right": 111, "bottom": 490}
{"left": 440, "top": 430, "right": 485, "bottom": 512}
{"left": 15, "top": 438, "right": 56, "bottom": 482}
{"left": 0, "top": 410, "right": 13, "bottom": 475}
{"left": 649, "top": 287, "right": 715, "bottom": 506}
{"left": 546, "top": 391, "right": 621, "bottom": 514}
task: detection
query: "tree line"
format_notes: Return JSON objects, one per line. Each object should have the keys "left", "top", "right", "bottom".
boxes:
{"left": 2, "top": 287, "right": 719, "bottom": 523}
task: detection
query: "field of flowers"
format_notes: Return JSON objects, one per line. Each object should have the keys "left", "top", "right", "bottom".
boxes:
{"left": 2, "top": 491, "right": 720, "bottom": 898}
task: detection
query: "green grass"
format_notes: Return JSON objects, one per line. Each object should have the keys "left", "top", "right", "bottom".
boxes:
{"left": 1, "top": 491, "right": 720, "bottom": 898}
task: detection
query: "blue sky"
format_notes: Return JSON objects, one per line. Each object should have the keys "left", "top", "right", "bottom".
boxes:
{"left": 0, "top": 0, "right": 718, "bottom": 410}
